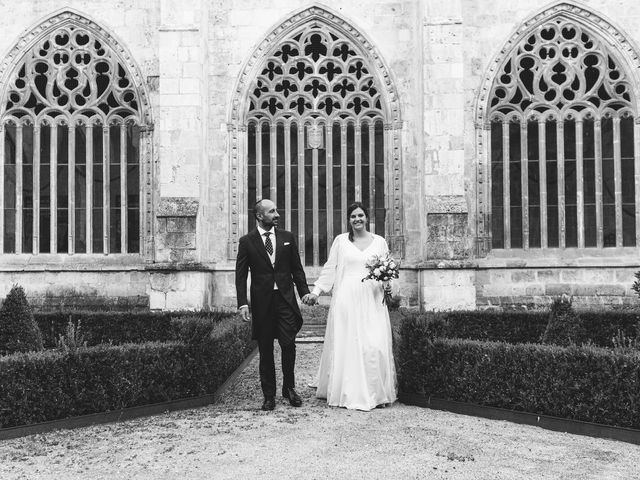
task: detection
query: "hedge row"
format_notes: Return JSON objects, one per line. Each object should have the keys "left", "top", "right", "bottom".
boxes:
{"left": 0, "top": 316, "right": 254, "bottom": 428}
{"left": 34, "top": 310, "right": 233, "bottom": 348}
{"left": 410, "top": 310, "right": 640, "bottom": 347}
{"left": 395, "top": 316, "right": 640, "bottom": 429}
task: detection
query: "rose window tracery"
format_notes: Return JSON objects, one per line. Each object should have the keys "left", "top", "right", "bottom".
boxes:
{"left": 5, "top": 25, "right": 140, "bottom": 122}
{"left": 489, "top": 19, "right": 635, "bottom": 118}
{"left": 248, "top": 26, "right": 383, "bottom": 121}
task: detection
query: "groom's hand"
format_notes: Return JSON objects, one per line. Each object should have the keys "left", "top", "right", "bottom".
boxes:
{"left": 302, "top": 293, "right": 318, "bottom": 305}
{"left": 239, "top": 305, "right": 250, "bottom": 322}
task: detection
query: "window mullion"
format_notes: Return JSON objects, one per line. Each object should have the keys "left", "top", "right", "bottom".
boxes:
{"left": 576, "top": 120, "right": 585, "bottom": 248}
{"left": 68, "top": 124, "right": 75, "bottom": 254}
{"left": 635, "top": 119, "right": 640, "bottom": 247}
{"left": 15, "top": 124, "right": 23, "bottom": 254}
{"left": 613, "top": 117, "right": 623, "bottom": 247}
{"left": 521, "top": 122, "right": 529, "bottom": 250}
{"left": 595, "top": 119, "right": 603, "bottom": 248}
{"left": 102, "top": 125, "right": 109, "bottom": 254}
{"left": 33, "top": 126, "right": 40, "bottom": 254}
{"left": 557, "top": 121, "right": 565, "bottom": 249}
{"left": 312, "top": 141, "right": 319, "bottom": 267}
{"left": 340, "top": 122, "right": 347, "bottom": 232}
{"left": 355, "top": 123, "right": 361, "bottom": 202}
{"left": 538, "top": 121, "right": 548, "bottom": 248}
{"left": 326, "top": 123, "right": 333, "bottom": 247}
{"left": 256, "top": 123, "right": 262, "bottom": 201}
{"left": 502, "top": 121, "right": 510, "bottom": 249}
{"left": 0, "top": 125, "right": 4, "bottom": 253}
{"left": 270, "top": 123, "right": 277, "bottom": 203}
{"left": 297, "top": 123, "right": 305, "bottom": 260}
{"left": 368, "top": 123, "right": 375, "bottom": 233}
{"left": 86, "top": 124, "right": 93, "bottom": 254}
{"left": 120, "top": 124, "right": 127, "bottom": 253}
{"left": 284, "top": 121, "right": 291, "bottom": 231}
{"left": 50, "top": 124, "right": 57, "bottom": 254}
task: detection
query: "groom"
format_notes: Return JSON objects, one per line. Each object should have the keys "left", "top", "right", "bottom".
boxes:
{"left": 235, "top": 198, "right": 314, "bottom": 411}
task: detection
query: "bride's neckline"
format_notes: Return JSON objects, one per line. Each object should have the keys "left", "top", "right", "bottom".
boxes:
{"left": 349, "top": 233, "right": 375, "bottom": 252}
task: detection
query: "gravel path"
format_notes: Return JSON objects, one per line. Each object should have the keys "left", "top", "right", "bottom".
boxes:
{"left": 1, "top": 342, "right": 638, "bottom": 480}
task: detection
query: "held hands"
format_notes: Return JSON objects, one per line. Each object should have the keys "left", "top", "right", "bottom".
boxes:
{"left": 239, "top": 305, "right": 251, "bottom": 322}
{"left": 302, "top": 293, "right": 318, "bottom": 306}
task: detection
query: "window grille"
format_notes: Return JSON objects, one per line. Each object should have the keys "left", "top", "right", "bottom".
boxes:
{"left": 0, "top": 21, "right": 144, "bottom": 255}
{"left": 246, "top": 23, "right": 387, "bottom": 266}
{"left": 488, "top": 18, "right": 638, "bottom": 250}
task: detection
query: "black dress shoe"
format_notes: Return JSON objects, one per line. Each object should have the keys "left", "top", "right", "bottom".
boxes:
{"left": 262, "top": 397, "right": 275, "bottom": 411}
{"left": 282, "top": 387, "right": 302, "bottom": 407}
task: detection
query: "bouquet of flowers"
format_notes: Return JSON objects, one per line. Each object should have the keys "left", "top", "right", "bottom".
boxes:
{"left": 362, "top": 252, "right": 400, "bottom": 310}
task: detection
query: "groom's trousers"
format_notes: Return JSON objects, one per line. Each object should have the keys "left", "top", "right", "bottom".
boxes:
{"left": 257, "top": 290, "right": 298, "bottom": 397}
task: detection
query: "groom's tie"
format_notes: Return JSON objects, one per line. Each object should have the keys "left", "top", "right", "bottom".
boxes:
{"left": 264, "top": 231, "right": 273, "bottom": 256}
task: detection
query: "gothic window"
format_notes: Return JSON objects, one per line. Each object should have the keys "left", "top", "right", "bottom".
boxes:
{"left": 488, "top": 18, "right": 637, "bottom": 250}
{"left": 1, "top": 19, "right": 145, "bottom": 255}
{"left": 246, "top": 23, "right": 387, "bottom": 266}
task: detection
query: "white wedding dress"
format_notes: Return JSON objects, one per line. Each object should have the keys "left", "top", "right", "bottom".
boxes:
{"left": 311, "top": 233, "right": 397, "bottom": 411}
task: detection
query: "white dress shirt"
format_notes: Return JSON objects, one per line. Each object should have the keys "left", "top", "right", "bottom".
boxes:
{"left": 257, "top": 225, "right": 276, "bottom": 266}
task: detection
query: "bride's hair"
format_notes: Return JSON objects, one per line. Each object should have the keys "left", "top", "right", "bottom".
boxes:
{"left": 346, "top": 202, "right": 369, "bottom": 242}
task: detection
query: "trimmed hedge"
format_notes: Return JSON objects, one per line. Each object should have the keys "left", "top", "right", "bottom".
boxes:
{"left": 0, "top": 315, "right": 254, "bottom": 428}
{"left": 34, "top": 310, "right": 235, "bottom": 348}
{"left": 410, "top": 310, "right": 640, "bottom": 347}
{"left": 396, "top": 316, "right": 640, "bottom": 429}
{"left": 0, "top": 285, "right": 44, "bottom": 355}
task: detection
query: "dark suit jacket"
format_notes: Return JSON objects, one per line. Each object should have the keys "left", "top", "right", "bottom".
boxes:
{"left": 235, "top": 228, "right": 310, "bottom": 340}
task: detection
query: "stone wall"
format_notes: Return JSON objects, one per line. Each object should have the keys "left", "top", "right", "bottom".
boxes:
{"left": 0, "top": 271, "right": 150, "bottom": 311}
{"left": 155, "top": 197, "right": 199, "bottom": 263}
{"left": 1, "top": 1, "right": 640, "bottom": 312}
{"left": 476, "top": 266, "right": 639, "bottom": 310}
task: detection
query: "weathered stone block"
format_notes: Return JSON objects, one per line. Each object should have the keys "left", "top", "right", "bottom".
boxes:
{"left": 166, "top": 289, "right": 203, "bottom": 311}
{"left": 512, "top": 271, "right": 535, "bottom": 282}
{"left": 545, "top": 283, "right": 573, "bottom": 296}
{"left": 150, "top": 272, "right": 185, "bottom": 292}
{"left": 149, "top": 290, "right": 167, "bottom": 310}
{"left": 583, "top": 270, "right": 615, "bottom": 283}
{"left": 157, "top": 197, "right": 199, "bottom": 217}
{"left": 426, "top": 195, "right": 467, "bottom": 214}
{"left": 525, "top": 284, "right": 545, "bottom": 296}
{"left": 163, "top": 232, "right": 196, "bottom": 249}
{"left": 167, "top": 217, "right": 197, "bottom": 233}
{"left": 595, "top": 284, "right": 626, "bottom": 296}
{"left": 560, "top": 269, "right": 582, "bottom": 282}
{"left": 573, "top": 285, "right": 598, "bottom": 297}
{"left": 537, "top": 270, "right": 560, "bottom": 282}
{"left": 490, "top": 270, "right": 510, "bottom": 283}
{"left": 169, "top": 248, "right": 198, "bottom": 263}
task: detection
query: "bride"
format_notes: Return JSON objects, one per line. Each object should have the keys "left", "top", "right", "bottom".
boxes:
{"left": 306, "top": 202, "right": 397, "bottom": 411}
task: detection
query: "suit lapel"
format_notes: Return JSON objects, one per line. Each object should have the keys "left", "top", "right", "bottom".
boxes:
{"left": 250, "top": 229, "right": 273, "bottom": 270}
{"left": 274, "top": 229, "right": 285, "bottom": 268}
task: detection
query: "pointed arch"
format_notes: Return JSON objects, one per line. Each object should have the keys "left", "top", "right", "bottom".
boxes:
{"left": 227, "top": 5, "right": 403, "bottom": 263}
{"left": 0, "top": 10, "right": 154, "bottom": 258}
{"left": 474, "top": 1, "right": 640, "bottom": 255}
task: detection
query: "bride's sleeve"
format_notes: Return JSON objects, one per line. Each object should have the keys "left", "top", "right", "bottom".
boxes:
{"left": 311, "top": 236, "right": 340, "bottom": 295}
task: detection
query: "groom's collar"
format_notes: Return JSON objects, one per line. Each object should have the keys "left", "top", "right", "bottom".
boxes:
{"left": 257, "top": 225, "right": 275, "bottom": 236}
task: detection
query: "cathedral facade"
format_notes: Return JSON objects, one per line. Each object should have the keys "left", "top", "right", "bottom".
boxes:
{"left": 1, "top": 0, "right": 639, "bottom": 311}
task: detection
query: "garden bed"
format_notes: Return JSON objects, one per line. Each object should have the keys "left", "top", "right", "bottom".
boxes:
{"left": 0, "top": 312, "right": 255, "bottom": 429}
{"left": 394, "top": 311, "right": 640, "bottom": 432}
